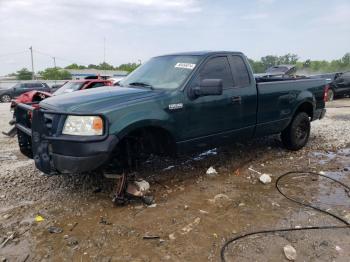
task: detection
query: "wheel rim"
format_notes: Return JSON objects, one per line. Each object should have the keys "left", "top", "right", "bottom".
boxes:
{"left": 1, "top": 95, "right": 11, "bottom": 102}
{"left": 295, "top": 119, "right": 309, "bottom": 141}
{"left": 327, "top": 89, "right": 334, "bottom": 101}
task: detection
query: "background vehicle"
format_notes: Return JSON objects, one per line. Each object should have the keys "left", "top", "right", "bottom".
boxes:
{"left": 309, "top": 72, "right": 340, "bottom": 83}
{"left": 265, "top": 64, "right": 297, "bottom": 76}
{"left": 2, "top": 79, "right": 113, "bottom": 137}
{"left": 53, "top": 79, "right": 112, "bottom": 95}
{"left": 11, "top": 79, "right": 113, "bottom": 109}
{"left": 309, "top": 72, "right": 350, "bottom": 101}
{"left": 254, "top": 65, "right": 298, "bottom": 79}
{"left": 109, "top": 77, "right": 125, "bottom": 85}
{"left": 15, "top": 51, "right": 327, "bottom": 175}
{"left": 50, "top": 82, "right": 68, "bottom": 93}
{"left": 0, "top": 82, "right": 50, "bottom": 103}
{"left": 330, "top": 72, "right": 350, "bottom": 100}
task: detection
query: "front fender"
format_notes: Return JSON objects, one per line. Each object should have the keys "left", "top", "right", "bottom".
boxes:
{"left": 108, "top": 108, "right": 174, "bottom": 140}
{"left": 116, "top": 119, "right": 174, "bottom": 140}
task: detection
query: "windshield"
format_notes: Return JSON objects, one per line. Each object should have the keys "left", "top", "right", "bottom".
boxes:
{"left": 54, "top": 82, "right": 84, "bottom": 95}
{"left": 120, "top": 55, "right": 201, "bottom": 90}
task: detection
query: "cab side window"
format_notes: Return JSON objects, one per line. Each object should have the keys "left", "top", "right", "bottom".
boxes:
{"left": 198, "top": 56, "right": 234, "bottom": 89}
{"left": 231, "top": 56, "right": 250, "bottom": 87}
{"left": 28, "top": 83, "right": 38, "bottom": 89}
{"left": 32, "top": 83, "right": 44, "bottom": 89}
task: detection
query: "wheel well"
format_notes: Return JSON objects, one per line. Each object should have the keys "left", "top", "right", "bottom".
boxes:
{"left": 105, "top": 126, "right": 177, "bottom": 172}
{"left": 295, "top": 102, "right": 313, "bottom": 119}
{"left": 117, "top": 126, "right": 176, "bottom": 157}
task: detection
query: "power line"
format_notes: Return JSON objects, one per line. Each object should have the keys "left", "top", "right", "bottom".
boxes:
{"left": 0, "top": 50, "right": 28, "bottom": 59}
{"left": 103, "top": 37, "right": 106, "bottom": 64}
{"left": 33, "top": 49, "right": 90, "bottom": 66}
{"left": 0, "top": 48, "right": 111, "bottom": 70}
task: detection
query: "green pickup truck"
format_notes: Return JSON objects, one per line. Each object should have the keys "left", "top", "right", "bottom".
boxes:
{"left": 16, "top": 51, "right": 327, "bottom": 175}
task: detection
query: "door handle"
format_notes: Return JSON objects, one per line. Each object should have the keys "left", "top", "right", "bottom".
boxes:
{"left": 232, "top": 96, "right": 242, "bottom": 104}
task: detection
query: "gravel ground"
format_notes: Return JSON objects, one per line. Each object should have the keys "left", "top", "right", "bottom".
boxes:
{"left": 0, "top": 99, "right": 349, "bottom": 261}
{"left": 310, "top": 99, "right": 350, "bottom": 148}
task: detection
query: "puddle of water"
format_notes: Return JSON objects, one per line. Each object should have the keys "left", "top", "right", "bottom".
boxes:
{"left": 162, "top": 165, "right": 175, "bottom": 171}
{"left": 338, "top": 148, "right": 350, "bottom": 156}
{"left": 280, "top": 170, "right": 350, "bottom": 216}
{"left": 311, "top": 148, "right": 350, "bottom": 165}
{"left": 313, "top": 169, "right": 350, "bottom": 209}
{"left": 311, "top": 151, "right": 337, "bottom": 165}
{"left": 193, "top": 148, "right": 217, "bottom": 161}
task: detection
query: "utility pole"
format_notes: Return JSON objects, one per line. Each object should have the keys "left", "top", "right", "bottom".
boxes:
{"left": 103, "top": 37, "right": 106, "bottom": 65}
{"left": 53, "top": 57, "right": 57, "bottom": 83}
{"left": 29, "top": 46, "right": 35, "bottom": 80}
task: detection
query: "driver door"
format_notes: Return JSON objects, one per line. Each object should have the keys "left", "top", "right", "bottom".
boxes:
{"left": 180, "top": 56, "right": 240, "bottom": 146}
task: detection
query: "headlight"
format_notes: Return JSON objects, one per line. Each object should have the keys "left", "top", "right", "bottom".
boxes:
{"left": 62, "top": 116, "right": 104, "bottom": 136}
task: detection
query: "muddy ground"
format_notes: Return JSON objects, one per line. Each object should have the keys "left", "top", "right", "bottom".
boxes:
{"left": 0, "top": 99, "right": 350, "bottom": 261}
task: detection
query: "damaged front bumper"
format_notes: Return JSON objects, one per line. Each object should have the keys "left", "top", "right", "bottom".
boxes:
{"left": 15, "top": 103, "right": 118, "bottom": 175}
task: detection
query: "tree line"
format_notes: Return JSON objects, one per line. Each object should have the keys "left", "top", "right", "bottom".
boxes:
{"left": 249, "top": 53, "right": 350, "bottom": 74}
{"left": 64, "top": 62, "right": 140, "bottom": 72}
{"left": 9, "top": 53, "right": 350, "bottom": 80}
{"left": 11, "top": 62, "right": 140, "bottom": 80}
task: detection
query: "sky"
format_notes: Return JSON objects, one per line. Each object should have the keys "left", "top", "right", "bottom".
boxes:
{"left": 0, "top": 0, "right": 350, "bottom": 75}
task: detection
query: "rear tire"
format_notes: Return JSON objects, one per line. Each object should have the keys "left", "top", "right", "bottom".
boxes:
{"left": 281, "top": 112, "right": 310, "bottom": 151}
{"left": 1, "top": 94, "right": 12, "bottom": 103}
{"left": 327, "top": 88, "right": 334, "bottom": 101}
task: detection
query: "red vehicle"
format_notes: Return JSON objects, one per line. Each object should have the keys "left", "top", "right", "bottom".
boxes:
{"left": 10, "top": 79, "right": 113, "bottom": 109}
{"left": 3, "top": 79, "right": 113, "bottom": 137}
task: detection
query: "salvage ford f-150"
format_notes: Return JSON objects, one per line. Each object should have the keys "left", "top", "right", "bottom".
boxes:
{"left": 15, "top": 51, "right": 327, "bottom": 175}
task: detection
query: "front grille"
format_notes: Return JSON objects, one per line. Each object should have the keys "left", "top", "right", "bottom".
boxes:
{"left": 16, "top": 105, "right": 32, "bottom": 129}
{"left": 39, "top": 105, "right": 63, "bottom": 136}
{"left": 43, "top": 113, "right": 54, "bottom": 135}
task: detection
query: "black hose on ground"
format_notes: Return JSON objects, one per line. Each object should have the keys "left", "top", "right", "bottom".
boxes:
{"left": 220, "top": 171, "right": 350, "bottom": 262}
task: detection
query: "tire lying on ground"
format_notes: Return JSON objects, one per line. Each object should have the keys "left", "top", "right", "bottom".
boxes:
{"left": 281, "top": 112, "right": 311, "bottom": 151}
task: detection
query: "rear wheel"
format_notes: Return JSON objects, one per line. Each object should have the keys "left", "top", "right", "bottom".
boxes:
{"left": 1, "top": 94, "right": 12, "bottom": 103}
{"left": 281, "top": 112, "right": 310, "bottom": 151}
{"left": 327, "top": 88, "right": 334, "bottom": 101}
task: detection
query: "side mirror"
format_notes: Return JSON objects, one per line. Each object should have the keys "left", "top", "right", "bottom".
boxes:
{"left": 192, "top": 79, "right": 223, "bottom": 98}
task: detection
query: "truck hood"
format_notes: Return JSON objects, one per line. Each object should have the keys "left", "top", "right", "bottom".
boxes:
{"left": 40, "top": 86, "right": 158, "bottom": 113}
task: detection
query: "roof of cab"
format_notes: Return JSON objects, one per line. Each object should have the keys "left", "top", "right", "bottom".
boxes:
{"left": 157, "top": 51, "right": 244, "bottom": 57}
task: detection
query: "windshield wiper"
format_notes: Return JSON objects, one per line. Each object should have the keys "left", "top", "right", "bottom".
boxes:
{"left": 128, "top": 82, "right": 154, "bottom": 90}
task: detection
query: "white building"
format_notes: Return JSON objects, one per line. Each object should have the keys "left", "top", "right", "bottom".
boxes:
{"left": 66, "top": 69, "right": 128, "bottom": 80}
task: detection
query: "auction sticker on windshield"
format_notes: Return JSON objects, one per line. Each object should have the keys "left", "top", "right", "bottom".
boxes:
{"left": 175, "top": 63, "right": 196, "bottom": 70}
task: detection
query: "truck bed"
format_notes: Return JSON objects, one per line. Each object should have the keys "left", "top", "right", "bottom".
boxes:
{"left": 255, "top": 78, "right": 326, "bottom": 136}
